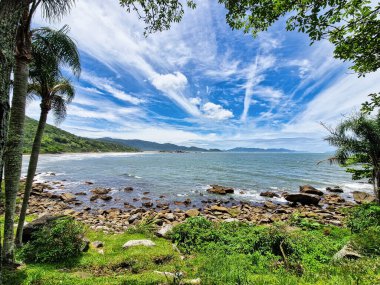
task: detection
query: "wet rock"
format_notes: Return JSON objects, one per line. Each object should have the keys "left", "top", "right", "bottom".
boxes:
{"left": 99, "top": 195, "right": 112, "bottom": 201}
{"left": 156, "top": 202, "right": 169, "bottom": 209}
{"left": 185, "top": 209, "right": 200, "bottom": 217}
{"left": 122, "top": 239, "right": 156, "bottom": 248}
{"left": 260, "top": 191, "right": 280, "bottom": 198}
{"left": 353, "top": 191, "right": 376, "bottom": 204}
{"left": 75, "top": 192, "right": 87, "bottom": 196}
{"left": 91, "top": 187, "right": 111, "bottom": 195}
{"left": 60, "top": 193, "right": 76, "bottom": 202}
{"left": 299, "top": 185, "right": 324, "bottom": 196}
{"left": 124, "top": 187, "right": 134, "bottom": 192}
{"left": 90, "top": 195, "right": 99, "bottom": 201}
{"left": 207, "top": 185, "right": 234, "bottom": 195}
{"left": 85, "top": 181, "right": 94, "bottom": 185}
{"left": 184, "top": 198, "right": 192, "bottom": 206}
{"left": 143, "top": 191, "right": 150, "bottom": 195}
{"left": 284, "top": 193, "right": 321, "bottom": 206}
{"left": 326, "top": 186, "right": 344, "bottom": 193}
{"left": 142, "top": 202, "right": 153, "bottom": 208}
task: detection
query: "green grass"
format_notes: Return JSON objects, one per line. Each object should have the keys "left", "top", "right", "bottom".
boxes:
{"left": 2, "top": 206, "right": 380, "bottom": 284}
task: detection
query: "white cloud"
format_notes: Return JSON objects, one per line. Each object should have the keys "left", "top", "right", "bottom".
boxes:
{"left": 81, "top": 72, "right": 145, "bottom": 105}
{"left": 151, "top": 72, "right": 201, "bottom": 117}
{"left": 201, "top": 102, "right": 234, "bottom": 120}
{"left": 240, "top": 54, "right": 276, "bottom": 121}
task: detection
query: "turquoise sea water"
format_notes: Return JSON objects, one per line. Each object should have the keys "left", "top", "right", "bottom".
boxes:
{"left": 22, "top": 152, "right": 373, "bottom": 209}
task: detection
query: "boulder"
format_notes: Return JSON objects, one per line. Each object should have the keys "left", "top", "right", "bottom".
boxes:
{"left": 99, "top": 195, "right": 112, "bottom": 201}
{"left": 122, "top": 239, "right": 156, "bottom": 248}
{"left": 22, "top": 214, "right": 64, "bottom": 243}
{"left": 333, "top": 244, "right": 362, "bottom": 260}
{"left": 185, "top": 209, "right": 200, "bottom": 217}
{"left": 91, "top": 187, "right": 111, "bottom": 195}
{"left": 128, "top": 213, "right": 142, "bottom": 223}
{"left": 264, "top": 201, "right": 277, "bottom": 209}
{"left": 124, "top": 187, "right": 134, "bottom": 192}
{"left": 353, "top": 191, "right": 376, "bottom": 204}
{"left": 207, "top": 185, "right": 234, "bottom": 195}
{"left": 210, "top": 205, "right": 229, "bottom": 213}
{"left": 326, "top": 186, "right": 344, "bottom": 193}
{"left": 260, "top": 191, "right": 279, "bottom": 198}
{"left": 142, "top": 202, "right": 153, "bottom": 208}
{"left": 92, "top": 241, "right": 104, "bottom": 248}
{"left": 156, "top": 224, "right": 174, "bottom": 238}
{"left": 164, "top": 213, "right": 175, "bottom": 221}
{"left": 284, "top": 193, "right": 321, "bottom": 205}
{"left": 60, "top": 193, "right": 76, "bottom": 202}
{"left": 299, "top": 185, "right": 324, "bottom": 196}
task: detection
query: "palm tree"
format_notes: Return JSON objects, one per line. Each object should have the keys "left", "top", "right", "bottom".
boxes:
{"left": 324, "top": 112, "right": 380, "bottom": 203}
{"left": 14, "top": 25, "right": 80, "bottom": 247}
{"left": 2, "top": 0, "right": 75, "bottom": 264}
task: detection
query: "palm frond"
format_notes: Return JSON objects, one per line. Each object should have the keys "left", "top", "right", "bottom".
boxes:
{"left": 32, "top": 25, "right": 81, "bottom": 78}
{"left": 52, "top": 79, "right": 75, "bottom": 103}
{"left": 51, "top": 95, "right": 67, "bottom": 124}
{"left": 40, "top": 0, "right": 76, "bottom": 21}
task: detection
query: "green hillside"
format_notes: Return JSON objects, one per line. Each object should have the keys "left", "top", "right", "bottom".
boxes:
{"left": 23, "top": 117, "right": 139, "bottom": 154}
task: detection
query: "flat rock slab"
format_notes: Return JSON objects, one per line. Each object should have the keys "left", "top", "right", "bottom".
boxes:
{"left": 284, "top": 193, "right": 321, "bottom": 205}
{"left": 333, "top": 244, "right": 362, "bottom": 260}
{"left": 353, "top": 191, "right": 375, "bottom": 204}
{"left": 122, "top": 239, "right": 156, "bottom": 249}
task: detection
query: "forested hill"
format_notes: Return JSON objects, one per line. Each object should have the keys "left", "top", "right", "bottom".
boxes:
{"left": 23, "top": 117, "right": 138, "bottom": 154}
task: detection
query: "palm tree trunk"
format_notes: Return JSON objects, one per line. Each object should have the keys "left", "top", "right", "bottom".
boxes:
{"left": 15, "top": 107, "right": 48, "bottom": 246}
{"left": 375, "top": 169, "right": 380, "bottom": 204}
{"left": 0, "top": 0, "right": 28, "bottom": 194}
{"left": 2, "top": 7, "right": 31, "bottom": 265}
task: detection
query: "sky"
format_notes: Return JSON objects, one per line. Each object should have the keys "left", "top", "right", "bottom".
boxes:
{"left": 29, "top": 0, "right": 380, "bottom": 152}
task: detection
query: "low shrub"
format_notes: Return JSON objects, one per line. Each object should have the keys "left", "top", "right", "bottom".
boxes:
{"left": 19, "top": 217, "right": 85, "bottom": 263}
{"left": 347, "top": 203, "right": 380, "bottom": 233}
{"left": 351, "top": 226, "right": 380, "bottom": 256}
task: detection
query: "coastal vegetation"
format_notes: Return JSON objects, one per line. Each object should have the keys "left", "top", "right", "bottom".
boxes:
{"left": 23, "top": 117, "right": 139, "bottom": 154}
{"left": 2, "top": 205, "right": 380, "bottom": 284}
{"left": 1, "top": 1, "right": 380, "bottom": 284}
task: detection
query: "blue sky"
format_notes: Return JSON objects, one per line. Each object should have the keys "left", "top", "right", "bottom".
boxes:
{"left": 29, "top": 0, "right": 380, "bottom": 152}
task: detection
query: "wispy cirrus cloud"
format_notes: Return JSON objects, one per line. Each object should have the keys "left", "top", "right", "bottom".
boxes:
{"left": 28, "top": 0, "right": 380, "bottom": 152}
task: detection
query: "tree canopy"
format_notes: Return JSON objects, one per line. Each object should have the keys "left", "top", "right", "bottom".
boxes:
{"left": 324, "top": 112, "right": 380, "bottom": 202}
{"left": 218, "top": 0, "right": 380, "bottom": 76}
{"left": 120, "top": 0, "right": 196, "bottom": 35}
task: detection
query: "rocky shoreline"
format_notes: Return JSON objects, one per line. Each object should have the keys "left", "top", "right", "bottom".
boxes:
{"left": 4, "top": 178, "right": 375, "bottom": 235}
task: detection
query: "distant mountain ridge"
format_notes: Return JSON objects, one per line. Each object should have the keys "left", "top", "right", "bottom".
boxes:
{"left": 226, "top": 147, "right": 298, "bottom": 153}
{"left": 23, "top": 117, "right": 138, "bottom": 154}
{"left": 98, "top": 138, "right": 221, "bottom": 152}
{"left": 98, "top": 138, "right": 298, "bottom": 153}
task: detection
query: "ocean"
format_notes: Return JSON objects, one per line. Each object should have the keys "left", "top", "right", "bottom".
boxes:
{"left": 22, "top": 152, "right": 373, "bottom": 209}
